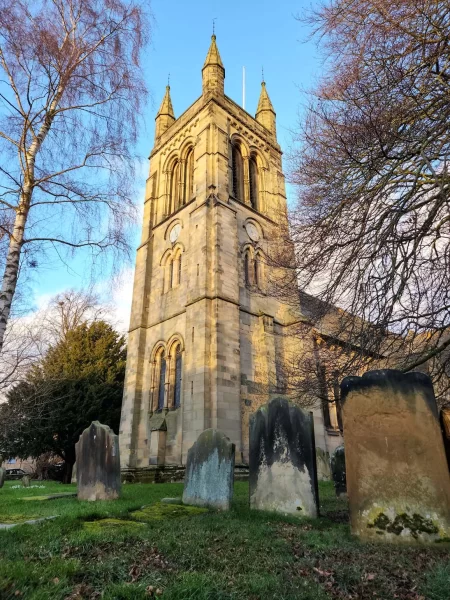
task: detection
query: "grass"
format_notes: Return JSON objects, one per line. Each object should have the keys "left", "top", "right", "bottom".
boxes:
{"left": 0, "top": 480, "right": 449, "bottom": 599}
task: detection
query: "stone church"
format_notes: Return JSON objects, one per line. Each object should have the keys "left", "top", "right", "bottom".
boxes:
{"left": 119, "top": 35, "right": 343, "bottom": 480}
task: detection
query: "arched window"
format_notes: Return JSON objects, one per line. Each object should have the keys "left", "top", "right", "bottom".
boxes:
{"left": 173, "top": 345, "right": 182, "bottom": 409}
{"left": 170, "top": 160, "right": 181, "bottom": 213}
{"left": 244, "top": 251, "right": 251, "bottom": 286}
{"left": 155, "top": 350, "right": 166, "bottom": 411}
{"left": 249, "top": 156, "right": 259, "bottom": 210}
{"left": 184, "top": 149, "right": 194, "bottom": 203}
{"left": 169, "top": 259, "right": 174, "bottom": 289}
{"left": 254, "top": 252, "right": 260, "bottom": 288}
{"left": 178, "top": 253, "right": 182, "bottom": 285}
{"left": 232, "top": 143, "right": 244, "bottom": 201}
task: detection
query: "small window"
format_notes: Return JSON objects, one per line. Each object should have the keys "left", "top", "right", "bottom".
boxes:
{"left": 232, "top": 144, "right": 244, "bottom": 200}
{"left": 254, "top": 253, "right": 259, "bottom": 287}
{"left": 244, "top": 251, "right": 251, "bottom": 286}
{"left": 249, "top": 156, "right": 258, "bottom": 210}
{"left": 169, "top": 259, "right": 174, "bottom": 289}
{"left": 174, "top": 347, "right": 182, "bottom": 408}
{"left": 178, "top": 254, "right": 182, "bottom": 285}
{"left": 185, "top": 149, "right": 194, "bottom": 202}
{"left": 157, "top": 355, "right": 166, "bottom": 411}
{"left": 170, "top": 160, "right": 181, "bottom": 213}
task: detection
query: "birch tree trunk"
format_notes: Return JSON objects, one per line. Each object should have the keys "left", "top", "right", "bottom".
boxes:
{"left": 0, "top": 0, "right": 148, "bottom": 360}
{"left": 0, "top": 191, "right": 30, "bottom": 351}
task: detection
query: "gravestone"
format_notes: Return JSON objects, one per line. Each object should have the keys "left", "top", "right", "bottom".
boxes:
{"left": 22, "top": 475, "right": 31, "bottom": 487}
{"left": 71, "top": 462, "right": 77, "bottom": 484}
{"left": 330, "top": 445, "right": 346, "bottom": 498}
{"left": 341, "top": 369, "right": 450, "bottom": 543}
{"left": 316, "top": 448, "right": 331, "bottom": 481}
{"left": 440, "top": 407, "right": 450, "bottom": 471}
{"left": 182, "top": 429, "right": 235, "bottom": 510}
{"left": 0, "top": 468, "right": 5, "bottom": 488}
{"left": 76, "top": 421, "right": 121, "bottom": 501}
{"left": 249, "top": 397, "right": 319, "bottom": 517}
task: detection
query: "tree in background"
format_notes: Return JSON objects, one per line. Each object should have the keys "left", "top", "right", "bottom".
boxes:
{"left": 0, "top": 287, "right": 111, "bottom": 391}
{"left": 287, "top": 0, "right": 450, "bottom": 399}
{"left": 0, "top": 0, "right": 150, "bottom": 352}
{"left": 0, "top": 321, "right": 126, "bottom": 482}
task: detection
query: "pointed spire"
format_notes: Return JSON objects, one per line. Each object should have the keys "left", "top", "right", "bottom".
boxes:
{"left": 256, "top": 80, "right": 276, "bottom": 137}
{"left": 203, "top": 34, "right": 224, "bottom": 69}
{"left": 155, "top": 85, "right": 175, "bottom": 140}
{"left": 157, "top": 85, "right": 175, "bottom": 119}
{"left": 202, "top": 35, "right": 225, "bottom": 95}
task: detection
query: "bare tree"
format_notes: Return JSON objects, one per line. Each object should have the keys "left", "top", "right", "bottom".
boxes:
{"left": 0, "top": 287, "right": 111, "bottom": 392}
{"left": 41, "top": 287, "right": 110, "bottom": 343}
{"left": 0, "top": 0, "right": 150, "bottom": 352}
{"left": 286, "top": 0, "right": 450, "bottom": 399}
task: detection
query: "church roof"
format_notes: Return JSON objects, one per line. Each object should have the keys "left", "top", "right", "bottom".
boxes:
{"left": 157, "top": 85, "right": 175, "bottom": 118}
{"left": 203, "top": 34, "right": 224, "bottom": 69}
{"left": 256, "top": 81, "right": 275, "bottom": 114}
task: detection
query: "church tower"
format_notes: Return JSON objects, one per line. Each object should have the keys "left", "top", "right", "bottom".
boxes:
{"left": 119, "top": 36, "right": 306, "bottom": 478}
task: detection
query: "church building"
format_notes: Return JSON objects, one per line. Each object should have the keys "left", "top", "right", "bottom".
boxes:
{"left": 119, "top": 35, "right": 343, "bottom": 480}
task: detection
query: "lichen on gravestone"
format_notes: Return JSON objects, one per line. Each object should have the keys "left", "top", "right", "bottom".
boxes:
{"left": 249, "top": 397, "right": 319, "bottom": 517}
{"left": 341, "top": 369, "right": 450, "bottom": 543}
{"left": 182, "top": 429, "right": 235, "bottom": 510}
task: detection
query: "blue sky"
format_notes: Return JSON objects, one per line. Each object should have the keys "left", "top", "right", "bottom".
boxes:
{"left": 26, "top": 0, "right": 321, "bottom": 328}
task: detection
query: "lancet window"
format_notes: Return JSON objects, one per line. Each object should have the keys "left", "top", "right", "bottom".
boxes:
{"left": 170, "top": 160, "right": 181, "bottom": 213}
{"left": 153, "top": 348, "right": 166, "bottom": 412}
{"left": 244, "top": 247, "right": 264, "bottom": 290}
{"left": 232, "top": 143, "right": 244, "bottom": 201}
{"left": 151, "top": 339, "right": 184, "bottom": 414}
{"left": 162, "top": 246, "right": 183, "bottom": 292}
{"left": 244, "top": 250, "right": 251, "bottom": 286}
{"left": 184, "top": 148, "right": 195, "bottom": 202}
{"left": 249, "top": 156, "right": 259, "bottom": 210}
{"left": 171, "top": 343, "right": 182, "bottom": 409}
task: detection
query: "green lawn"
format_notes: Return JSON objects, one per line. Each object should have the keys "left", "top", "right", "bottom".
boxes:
{"left": 0, "top": 480, "right": 449, "bottom": 599}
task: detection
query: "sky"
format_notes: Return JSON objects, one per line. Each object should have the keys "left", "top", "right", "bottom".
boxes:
{"left": 24, "top": 0, "right": 322, "bottom": 332}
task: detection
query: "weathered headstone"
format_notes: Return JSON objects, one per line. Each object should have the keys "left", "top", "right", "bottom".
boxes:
{"left": 440, "top": 407, "right": 450, "bottom": 472}
{"left": 182, "top": 429, "right": 235, "bottom": 510}
{"left": 76, "top": 421, "right": 121, "bottom": 501}
{"left": 316, "top": 448, "right": 331, "bottom": 481}
{"left": 0, "top": 468, "right": 5, "bottom": 488}
{"left": 341, "top": 370, "right": 450, "bottom": 543}
{"left": 330, "top": 445, "right": 346, "bottom": 498}
{"left": 22, "top": 475, "right": 31, "bottom": 487}
{"left": 249, "top": 397, "right": 319, "bottom": 517}
{"left": 71, "top": 461, "right": 77, "bottom": 484}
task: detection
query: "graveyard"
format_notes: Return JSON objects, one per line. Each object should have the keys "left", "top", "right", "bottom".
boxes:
{"left": 1, "top": 373, "right": 450, "bottom": 600}
{"left": 0, "top": 479, "right": 449, "bottom": 600}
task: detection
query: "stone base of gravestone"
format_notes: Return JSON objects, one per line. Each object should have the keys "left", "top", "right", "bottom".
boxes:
{"left": 0, "top": 467, "right": 5, "bottom": 488}
{"left": 330, "top": 445, "right": 346, "bottom": 498}
{"left": 342, "top": 370, "right": 450, "bottom": 543}
{"left": 249, "top": 397, "right": 319, "bottom": 518}
{"left": 22, "top": 475, "right": 31, "bottom": 488}
{"left": 182, "top": 429, "right": 235, "bottom": 510}
{"left": 316, "top": 448, "right": 331, "bottom": 481}
{"left": 76, "top": 421, "right": 121, "bottom": 501}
